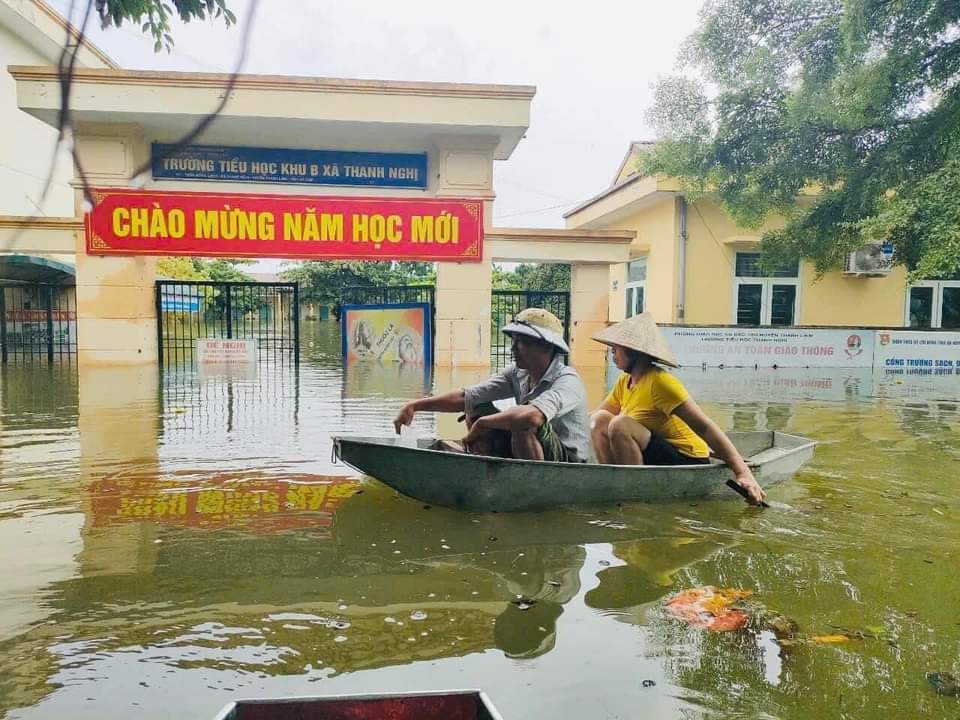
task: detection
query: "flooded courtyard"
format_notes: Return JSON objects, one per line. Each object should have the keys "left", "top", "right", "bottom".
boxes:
{"left": 1, "top": 321, "right": 958, "bottom": 719}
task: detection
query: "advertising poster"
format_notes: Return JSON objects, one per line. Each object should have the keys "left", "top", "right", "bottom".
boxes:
{"left": 873, "top": 330, "right": 960, "bottom": 376}
{"left": 341, "top": 302, "right": 432, "bottom": 367}
{"left": 662, "top": 326, "right": 876, "bottom": 368}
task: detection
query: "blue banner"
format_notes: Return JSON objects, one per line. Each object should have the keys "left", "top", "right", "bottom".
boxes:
{"left": 152, "top": 144, "right": 428, "bottom": 189}
{"left": 161, "top": 297, "right": 200, "bottom": 313}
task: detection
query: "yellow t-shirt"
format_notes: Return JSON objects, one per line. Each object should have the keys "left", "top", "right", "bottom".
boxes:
{"left": 604, "top": 369, "right": 710, "bottom": 459}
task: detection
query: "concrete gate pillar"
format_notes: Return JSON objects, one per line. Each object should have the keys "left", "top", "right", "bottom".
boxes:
{"left": 569, "top": 263, "right": 612, "bottom": 368}
{"left": 434, "top": 261, "right": 493, "bottom": 367}
{"left": 73, "top": 126, "right": 157, "bottom": 368}
{"left": 433, "top": 136, "right": 496, "bottom": 368}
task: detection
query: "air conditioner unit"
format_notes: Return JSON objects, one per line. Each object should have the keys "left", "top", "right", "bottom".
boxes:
{"left": 844, "top": 243, "right": 894, "bottom": 276}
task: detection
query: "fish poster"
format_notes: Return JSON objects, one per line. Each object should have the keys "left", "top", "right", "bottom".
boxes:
{"left": 340, "top": 302, "right": 432, "bottom": 366}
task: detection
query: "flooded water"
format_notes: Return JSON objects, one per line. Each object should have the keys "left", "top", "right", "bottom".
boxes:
{"left": 1, "top": 321, "right": 958, "bottom": 719}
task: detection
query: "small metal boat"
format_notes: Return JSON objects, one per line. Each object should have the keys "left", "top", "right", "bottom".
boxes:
{"left": 212, "top": 689, "right": 503, "bottom": 720}
{"left": 333, "top": 430, "right": 815, "bottom": 512}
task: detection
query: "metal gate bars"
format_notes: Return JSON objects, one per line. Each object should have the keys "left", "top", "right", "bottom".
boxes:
{"left": 156, "top": 281, "right": 299, "bottom": 366}
{"left": 491, "top": 290, "right": 570, "bottom": 370}
{"left": 0, "top": 283, "right": 77, "bottom": 364}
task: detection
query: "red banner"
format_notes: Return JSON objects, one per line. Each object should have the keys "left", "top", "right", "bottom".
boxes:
{"left": 85, "top": 188, "right": 483, "bottom": 261}
{"left": 88, "top": 472, "right": 362, "bottom": 533}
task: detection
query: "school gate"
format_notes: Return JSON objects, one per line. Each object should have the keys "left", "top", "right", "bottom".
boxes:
{"left": 155, "top": 280, "right": 299, "bottom": 366}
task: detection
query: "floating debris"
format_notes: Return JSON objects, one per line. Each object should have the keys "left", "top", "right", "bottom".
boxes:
{"left": 511, "top": 597, "right": 537, "bottom": 611}
{"left": 665, "top": 587, "right": 752, "bottom": 632}
{"left": 410, "top": 611, "right": 427, "bottom": 621}
{"left": 927, "top": 672, "right": 960, "bottom": 697}
{"left": 333, "top": 635, "right": 348, "bottom": 643}
{"left": 384, "top": 617, "right": 397, "bottom": 624}
{"left": 809, "top": 634, "right": 850, "bottom": 644}
{"left": 766, "top": 615, "right": 799, "bottom": 641}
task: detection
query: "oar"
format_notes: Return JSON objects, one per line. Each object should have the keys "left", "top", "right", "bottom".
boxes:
{"left": 725, "top": 479, "right": 771, "bottom": 508}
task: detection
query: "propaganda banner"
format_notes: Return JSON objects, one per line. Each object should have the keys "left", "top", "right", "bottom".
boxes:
{"left": 85, "top": 188, "right": 483, "bottom": 261}
{"left": 873, "top": 330, "right": 960, "bottom": 375}
{"left": 661, "top": 326, "right": 875, "bottom": 368}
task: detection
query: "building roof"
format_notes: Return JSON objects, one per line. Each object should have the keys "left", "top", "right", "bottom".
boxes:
{"left": 12, "top": 66, "right": 536, "bottom": 160}
{"left": 0, "top": 0, "right": 116, "bottom": 68}
{"left": 0, "top": 253, "right": 75, "bottom": 283}
{"left": 563, "top": 172, "right": 645, "bottom": 219}
{"left": 563, "top": 140, "right": 662, "bottom": 219}
{"left": 611, "top": 140, "right": 655, "bottom": 185}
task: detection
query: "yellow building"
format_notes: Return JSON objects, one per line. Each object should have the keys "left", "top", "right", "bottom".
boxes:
{"left": 565, "top": 142, "right": 959, "bottom": 331}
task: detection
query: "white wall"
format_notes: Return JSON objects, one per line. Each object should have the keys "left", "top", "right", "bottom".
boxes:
{"left": 0, "top": 23, "right": 75, "bottom": 217}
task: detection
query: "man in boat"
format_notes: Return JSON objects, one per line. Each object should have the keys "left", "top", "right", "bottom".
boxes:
{"left": 590, "top": 313, "right": 766, "bottom": 505}
{"left": 393, "top": 308, "right": 591, "bottom": 463}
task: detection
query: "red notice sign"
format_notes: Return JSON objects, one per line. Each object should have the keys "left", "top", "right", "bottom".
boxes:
{"left": 85, "top": 188, "right": 483, "bottom": 261}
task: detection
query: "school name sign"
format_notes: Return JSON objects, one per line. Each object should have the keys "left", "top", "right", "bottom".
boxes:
{"left": 152, "top": 144, "right": 428, "bottom": 189}
{"left": 85, "top": 189, "right": 483, "bottom": 261}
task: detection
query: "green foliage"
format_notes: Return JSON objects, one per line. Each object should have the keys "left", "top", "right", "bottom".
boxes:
{"left": 156, "top": 257, "right": 254, "bottom": 281}
{"left": 94, "top": 0, "right": 236, "bottom": 52}
{"left": 492, "top": 263, "right": 571, "bottom": 291}
{"left": 280, "top": 261, "right": 436, "bottom": 307}
{"left": 645, "top": 0, "right": 960, "bottom": 280}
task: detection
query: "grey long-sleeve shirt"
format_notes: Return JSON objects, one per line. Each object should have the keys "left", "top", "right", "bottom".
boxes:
{"left": 462, "top": 355, "right": 591, "bottom": 462}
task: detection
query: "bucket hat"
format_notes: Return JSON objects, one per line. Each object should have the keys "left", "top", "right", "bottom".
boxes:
{"left": 591, "top": 312, "right": 678, "bottom": 368}
{"left": 502, "top": 308, "right": 569, "bottom": 353}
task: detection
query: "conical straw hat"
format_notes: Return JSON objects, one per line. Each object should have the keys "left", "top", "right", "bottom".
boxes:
{"left": 591, "top": 312, "right": 679, "bottom": 368}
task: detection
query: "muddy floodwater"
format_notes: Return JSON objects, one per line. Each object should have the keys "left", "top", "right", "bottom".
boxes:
{"left": 1, "top": 321, "right": 958, "bottom": 719}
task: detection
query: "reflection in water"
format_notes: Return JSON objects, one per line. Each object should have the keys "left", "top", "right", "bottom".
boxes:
{"left": 0, "top": 324, "right": 959, "bottom": 719}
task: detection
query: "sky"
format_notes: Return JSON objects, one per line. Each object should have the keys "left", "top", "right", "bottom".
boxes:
{"left": 51, "top": 0, "right": 705, "bottom": 270}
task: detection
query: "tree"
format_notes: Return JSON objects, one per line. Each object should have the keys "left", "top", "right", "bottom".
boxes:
{"left": 156, "top": 257, "right": 254, "bottom": 281}
{"left": 280, "top": 261, "right": 435, "bottom": 307}
{"left": 645, "top": 0, "right": 960, "bottom": 280}
{"left": 493, "top": 263, "right": 571, "bottom": 291}
{"left": 95, "top": 0, "right": 237, "bottom": 52}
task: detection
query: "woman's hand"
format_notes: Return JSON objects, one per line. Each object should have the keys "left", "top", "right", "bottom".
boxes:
{"left": 673, "top": 399, "right": 768, "bottom": 506}
{"left": 733, "top": 468, "right": 766, "bottom": 505}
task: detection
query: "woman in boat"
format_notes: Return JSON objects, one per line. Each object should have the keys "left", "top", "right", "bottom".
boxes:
{"left": 590, "top": 313, "right": 766, "bottom": 505}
